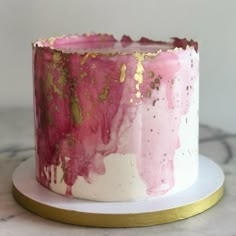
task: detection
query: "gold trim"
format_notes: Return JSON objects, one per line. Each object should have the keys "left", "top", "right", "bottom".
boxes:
{"left": 12, "top": 184, "right": 224, "bottom": 227}
{"left": 32, "top": 33, "right": 198, "bottom": 56}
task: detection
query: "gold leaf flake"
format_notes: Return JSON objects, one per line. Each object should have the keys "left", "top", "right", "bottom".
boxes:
{"left": 136, "top": 91, "right": 141, "bottom": 98}
{"left": 58, "top": 74, "right": 66, "bottom": 85}
{"left": 70, "top": 97, "right": 83, "bottom": 125}
{"left": 148, "top": 71, "right": 155, "bottom": 78}
{"left": 53, "top": 52, "right": 61, "bottom": 64}
{"left": 80, "top": 53, "right": 90, "bottom": 65}
{"left": 47, "top": 73, "right": 63, "bottom": 96}
{"left": 134, "top": 53, "right": 145, "bottom": 97}
{"left": 80, "top": 72, "right": 87, "bottom": 79}
{"left": 120, "top": 64, "right": 127, "bottom": 83}
{"left": 99, "top": 85, "right": 110, "bottom": 101}
{"left": 146, "top": 90, "right": 152, "bottom": 98}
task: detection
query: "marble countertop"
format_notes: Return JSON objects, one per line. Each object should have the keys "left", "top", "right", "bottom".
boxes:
{"left": 0, "top": 108, "right": 236, "bottom": 236}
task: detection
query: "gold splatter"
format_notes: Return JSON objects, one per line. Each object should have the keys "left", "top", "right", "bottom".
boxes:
{"left": 80, "top": 72, "right": 87, "bottom": 79}
{"left": 136, "top": 91, "right": 141, "bottom": 98}
{"left": 80, "top": 53, "right": 90, "bottom": 65}
{"left": 70, "top": 96, "right": 83, "bottom": 125}
{"left": 99, "top": 84, "right": 110, "bottom": 101}
{"left": 148, "top": 71, "right": 155, "bottom": 78}
{"left": 150, "top": 81, "right": 155, "bottom": 89}
{"left": 53, "top": 52, "right": 61, "bottom": 64}
{"left": 154, "top": 78, "right": 160, "bottom": 84}
{"left": 47, "top": 73, "right": 63, "bottom": 96}
{"left": 53, "top": 85, "right": 63, "bottom": 96}
{"left": 119, "top": 64, "right": 127, "bottom": 83}
{"left": 47, "top": 73, "right": 53, "bottom": 89}
{"left": 58, "top": 74, "right": 66, "bottom": 85}
{"left": 146, "top": 90, "right": 152, "bottom": 98}
{"left": 134, "top": 53, "right": 145, "bottom": 97}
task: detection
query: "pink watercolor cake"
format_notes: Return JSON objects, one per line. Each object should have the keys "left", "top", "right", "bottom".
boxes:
{"left": 33, "top": 34, "right": 199, "bottom": 201}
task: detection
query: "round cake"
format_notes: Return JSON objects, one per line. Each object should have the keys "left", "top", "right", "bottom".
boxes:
{"left": 33, "top": 34, "right": 199, "bottom": 201}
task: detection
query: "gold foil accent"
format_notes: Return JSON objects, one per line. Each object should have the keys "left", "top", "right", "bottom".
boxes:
{"left": 80, "top": 72, "right": 87, "bottom": 79}
{"left": 148, "top": 71, "right": 155, "bottom": 78}
{"left": 99, "top": 84, "right": 110, "bottom": 101}
{"left": 150, "top": 81, "right": 155, "bottom": 89}
{"left": 47, "top": 73, "right": 63, "bottom": 96}
{"left": 136, "top": 91, "right": 141, "bottom": 98}
{"left": 146, "top": 90, "right": 152, "bottom": 98}
{"left": 70, "top": 96, "right": 83, "bottom": 125}
{"left": 80, "top": 53, "right": 90, "bottom": 65}
{"left": 12, "top": 183, "right": 224, "bottom": 227}
{"left": 134, "top": 53, "right": 145, "bottom": 86}
{"left": 119, "top": 64, "right": 127, "bottom": 83}
{"left": 58, "top": 74, "right": 67, "bottom": 86}
{"left": 134, "top": 53, "right": 145, "bottom": 98}
{"left": 154, "top": 78, "right": 160, "bottom": 84}
{"left": 53, "top": 52, "right": 61, "bottom": 64}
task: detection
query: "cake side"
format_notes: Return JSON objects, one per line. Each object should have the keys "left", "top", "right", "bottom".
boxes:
{"left": 33, "top": 34, "right": 199, "bottom": 201}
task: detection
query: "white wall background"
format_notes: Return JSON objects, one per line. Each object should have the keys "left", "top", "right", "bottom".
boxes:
{"left": 0, "top": 0, "right": 235, "bottom": 132}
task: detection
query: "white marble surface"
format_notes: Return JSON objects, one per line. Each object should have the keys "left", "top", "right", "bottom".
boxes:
{"left": 0, "top": 108, "right": 236, "bottom": 236}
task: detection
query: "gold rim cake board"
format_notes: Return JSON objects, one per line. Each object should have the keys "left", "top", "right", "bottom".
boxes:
{"left": 12, "top": 155, "right": 224, "bottom": 227}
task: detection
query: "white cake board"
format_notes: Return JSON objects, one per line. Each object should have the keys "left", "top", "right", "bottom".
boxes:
{"left": 12, "top": 155, "right": 224, "bottom": 227}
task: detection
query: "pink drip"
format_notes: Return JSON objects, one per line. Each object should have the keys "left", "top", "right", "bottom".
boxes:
{"left": 53, "top": 165, "right": 57, "bottom": 184}
{"left": 66, "top": 186, "right": 72, "bottom": 196}
{"left": 136, "top": 50, "right": 198, "bottom": 195}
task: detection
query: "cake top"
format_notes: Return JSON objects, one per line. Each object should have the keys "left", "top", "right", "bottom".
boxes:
{"left": 33, "top": 33, "right": 198, "bottom": 55}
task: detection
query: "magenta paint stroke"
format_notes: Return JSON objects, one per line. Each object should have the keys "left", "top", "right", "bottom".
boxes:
{"left": 33, "top": 33, "right": 199, "bottom": 197}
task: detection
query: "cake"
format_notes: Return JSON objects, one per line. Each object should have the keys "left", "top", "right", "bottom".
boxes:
{"left": 33, "top": 34, "right": 199, "bottom": 201}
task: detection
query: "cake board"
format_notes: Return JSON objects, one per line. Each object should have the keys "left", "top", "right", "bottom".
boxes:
{"left": 12, "top": 155, "right": 224, "bottom": 227}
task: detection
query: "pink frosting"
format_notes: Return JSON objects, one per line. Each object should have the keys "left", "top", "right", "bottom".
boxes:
{"left": 33, "top": 34, "right": 199, "bottom": 196}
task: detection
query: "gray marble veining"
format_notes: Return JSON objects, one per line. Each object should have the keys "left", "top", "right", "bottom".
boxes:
{"left": 0, "top": 108, "right": 236, "bottom": 236}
